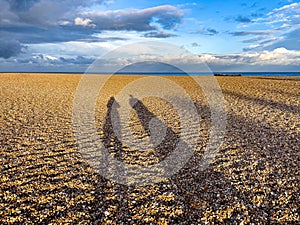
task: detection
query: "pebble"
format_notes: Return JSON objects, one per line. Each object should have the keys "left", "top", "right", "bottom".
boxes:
{"left": 0, "top": 74, "right": 299, "bottom": 224}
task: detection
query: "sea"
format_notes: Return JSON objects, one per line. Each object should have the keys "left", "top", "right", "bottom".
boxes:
{"left": 211, "top": 72, "right": 300, "bottom": 77}
{"left": 3, "top": 72, "right": 300, "bottom": 76}
{"left": 111, "top": 72, "right": 300, "bottom": 76}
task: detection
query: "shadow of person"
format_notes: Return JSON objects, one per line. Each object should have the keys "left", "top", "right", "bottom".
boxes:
{"left": 101, "top": 96, "right": 130, "bottom": 218}
{"left": 102, "top": 95, "right": 199, "bottom": 186}
{"left": 102, "top": 96, "right": 123, "bottom": 161}
{"left": 129, "top": 95, "right": 180, "bottom": 162}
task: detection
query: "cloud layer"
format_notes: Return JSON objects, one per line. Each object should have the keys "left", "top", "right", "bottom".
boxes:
{"left": 0, "top": 0, "right": 183, "bottom": 58}
{"left": 80, "top": 5, "right": 183, "bottom": 31}
{"left": 232, "top": 2, "right": 300, "bottom": 52}
{"left": 3, "top": 47, "right": 299, "bottom": 72}
{"left": 0, "top": 0, "right": 299, "bottom": 72}
{"left": 0, "top": 39, "right": 25, "bottom": 59}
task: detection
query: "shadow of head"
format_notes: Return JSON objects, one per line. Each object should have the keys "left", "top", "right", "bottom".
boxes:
{"left": 129, "top": 94, "right": 139, "bottom": 108}
{"left": 107, "top": 96, "right": 120, "bottom": 109}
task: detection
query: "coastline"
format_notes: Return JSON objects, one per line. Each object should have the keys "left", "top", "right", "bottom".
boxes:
{"left": 0, "top": 72, "right": 300, "bottom": 76}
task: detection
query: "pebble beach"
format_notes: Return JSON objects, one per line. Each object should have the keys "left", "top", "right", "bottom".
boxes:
{"left": 0, "top": 73, "right": 299, "bottom": 224}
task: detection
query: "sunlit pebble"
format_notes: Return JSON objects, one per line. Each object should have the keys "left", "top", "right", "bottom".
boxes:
{"left": 1, "top": 75, "right": 299, "bottom": 223}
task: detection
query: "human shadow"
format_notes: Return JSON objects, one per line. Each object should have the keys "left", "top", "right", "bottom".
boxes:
{"left": 102, "top": 96, "right": 124, "bottom": 161}
{"left": 129, "top": 95, "right": 181, "bottom": 162}
{"left": 100, "top": 96, "right": 130, "bottom": 219}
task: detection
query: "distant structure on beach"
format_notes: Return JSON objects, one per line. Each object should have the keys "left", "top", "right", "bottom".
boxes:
{"left": 214, "top": 73, "right": 242, "bottom": 76}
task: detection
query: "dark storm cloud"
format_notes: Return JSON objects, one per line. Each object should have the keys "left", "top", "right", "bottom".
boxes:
{"left": 0, "top": 0, "right": 184, "bottom": 50}
{"left": 144, "top": 31, "right": 177, "bottom": 38}
{"left": 0, "top": 39, "right": 25, "bottom": 58}
{"left": 2, "top": 1, "right": 183, "bottom": 31}
{"left": 0, "top": 25, "right": 126, "bottom": 44}
{"left": 1, "top": 0, "right": 104, "bottom": 26}
{"left": 0, "top": 0, "right": 18, "bottom": 25}
{"left": 7, "top": 0, "right": 103, "bottom": 11}
{"left": 84, "top": 5, "right": 183, "bottom": 31}
{"left": 11, "top": 0, "right": 105, "bottom": 26}
{"left": 7, "top": 0, "right": 39, "bottom": 11}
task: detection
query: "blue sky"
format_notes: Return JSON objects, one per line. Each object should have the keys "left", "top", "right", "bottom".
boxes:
{"left": 0, "top": 0, "right": 299, "bottom": 72}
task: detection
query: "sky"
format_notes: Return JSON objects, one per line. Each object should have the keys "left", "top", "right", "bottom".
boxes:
{"left": 0, "top": 0, "right": 299, "bottom": 72}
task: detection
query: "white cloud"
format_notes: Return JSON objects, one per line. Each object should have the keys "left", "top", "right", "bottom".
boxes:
{"left": 236, "top": 2, "right": 300, "bottom": 51}
{"left": 84, "top": 47, "right": 300, "bottom": 72}
{"left": 58, "top": 20, "right": 72, "bottom": 26}
{"left": 74, "top": 17, "right": 96, "bottom": 27}
{"left": 263, "top": 3, "right": 300, "bottom": 28}
{"left": 207, "top": 48, "right": 300, "bottom": 66}
{"left": 269, "top": 3, "right": 300, "bottom": 15}
{"left": 4, "top": 46, "right": 300, "bottom": 72}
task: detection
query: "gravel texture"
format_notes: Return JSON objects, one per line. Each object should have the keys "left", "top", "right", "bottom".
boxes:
{"left": 0, "top": 74, "right": 299, "bottom": 224}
